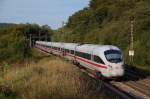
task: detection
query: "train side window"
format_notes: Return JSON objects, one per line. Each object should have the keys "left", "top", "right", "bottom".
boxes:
{"left": 76, "top": 51, "right": 79, "bottom": 56}
{"left": 87, "top": 53, "right": 91, "bottom": 60}
{"left": 65, "top": 49, "right": 69, "bottom": 53}
{"left": 83, "top": 53, "right": 91, "bottom": 60}
{"left": 75, "top": 51, "right": 91, "bottom": 60}
{"left": 94, "top": 56, "right": 104, "bottom": 64}
{"left": 76, "top": 51, "right": 80, "bottom": 57}
{"left": 79, "top": 52, "right": 84, "bottom": 58}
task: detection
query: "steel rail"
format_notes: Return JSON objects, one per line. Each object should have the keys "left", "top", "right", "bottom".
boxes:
{"left": 78, "top": 68, "right": 136, "bottom": 99}
{"left": 124, "top": 82, "right": 150, "bottom": 98}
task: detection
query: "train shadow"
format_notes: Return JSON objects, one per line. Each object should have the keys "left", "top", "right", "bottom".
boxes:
{"left": 114, "top": 64, "right": 150, "bottom": 82}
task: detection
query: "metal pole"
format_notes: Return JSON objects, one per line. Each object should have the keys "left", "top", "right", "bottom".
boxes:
{"left": 30, "top": 34, "right": 32, "bottom": 47}
{"left": 39, "top": 31, "right": 40, "bottom": 41}
{"left": 131, "top": 21, "right": 133, "bottom": 63}
{"left": 129, "top": 16, "right": 135, "bottom": 64}
{"left": 131, "top": 20, "right": 134, "bottom": 51}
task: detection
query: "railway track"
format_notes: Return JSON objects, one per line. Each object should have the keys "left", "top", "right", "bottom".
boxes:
{"left": 73, "top": 62, "right": 150, "bottom": 99}
{"left": 36, "top": 48, "right": 150, "bottom": 99}
{"left": 122, "top": 70, "right": 150, "bottom": 99}
{"left": 74, "top": 65, "right": 150, "bottom": 99}
{"left": 83, "top": 68, "right": 150, "bottom": 99}
{"left": 111, "top": 80, "right": 150, "bottom": 99}
{"left": 112, "top": 68, "right": 150, "bottom": 99}
{"left": 79, "top": 67, "right": 141, "bottom": 99}
{"left": 79, "top": 68, "right": 135, "bottom": 99}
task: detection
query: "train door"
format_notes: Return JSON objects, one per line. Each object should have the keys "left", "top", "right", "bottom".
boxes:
{"left": 61, "top": 43, "right": 65, "bottom": 56}
{"left": 73, "top": 45, "right": 79, "bottom": 65}
{"left": 61, "top": 48, "right": 64, "bottom": 56}
{"left": 63, "top": 49, "right": 66, "bottom": 56}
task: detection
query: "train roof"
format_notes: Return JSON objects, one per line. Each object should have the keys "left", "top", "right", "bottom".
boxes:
{"left": 36, "top": 41, "right": 121, "bottom": 54}
{"left": 75, "top": 44, "right": 120, "bottom": 54}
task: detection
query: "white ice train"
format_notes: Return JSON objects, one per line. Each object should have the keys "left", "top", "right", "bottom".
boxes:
{"left": 35, "top": 41, "right": 125, "bottom": 78}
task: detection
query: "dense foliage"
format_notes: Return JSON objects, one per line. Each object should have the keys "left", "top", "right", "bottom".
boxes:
{"left": 0, "top": 23, "right": 52, "bottom": 62}
{"left": 0, "top": 23, "right": 16, "bottom": 29}
{"left": 53, "top": 0, "right": 150, "bottom": 66}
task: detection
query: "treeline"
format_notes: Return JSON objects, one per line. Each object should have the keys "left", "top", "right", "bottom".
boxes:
{"left": 0, "top": 23, "right": 52, "bottom": 62}
{"left": 53, "top": 0, "right": 150, "bottom": 66}
{"left": 0, "top": 23, "right": 16, "bottom": 29}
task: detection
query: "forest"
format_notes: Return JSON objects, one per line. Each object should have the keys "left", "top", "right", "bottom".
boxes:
{"left": 53, "top": 0, "right": 150, "bottom": 67}
{"left": 0, "top": 23, "right": 52, "bottom": 62}
{"left": 0, "top": 0, "right": 149, "bottom": 67}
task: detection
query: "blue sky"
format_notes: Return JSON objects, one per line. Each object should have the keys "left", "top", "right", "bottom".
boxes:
{"left": 0, "top": 0, "right": 89, "bottom": 29}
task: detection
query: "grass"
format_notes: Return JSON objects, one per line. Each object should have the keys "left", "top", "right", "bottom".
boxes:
{"left": 0, "top": 49, "right": 119, "bottom": 99}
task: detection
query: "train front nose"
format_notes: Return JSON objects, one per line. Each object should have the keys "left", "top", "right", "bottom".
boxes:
{"left": 109, "top": 63, "right": 125, "bottom": 77}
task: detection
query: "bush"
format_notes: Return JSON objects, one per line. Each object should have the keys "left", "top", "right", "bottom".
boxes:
{"left": 0, "top": 33, "right": 31, "bottom": 62}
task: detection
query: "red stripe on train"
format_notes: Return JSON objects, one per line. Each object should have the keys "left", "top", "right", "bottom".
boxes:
{"left": 67, "top": 53, "right": 107, "bottom": 69}
{"left": 36, "top": 46, "right": 107, "bottom": 69}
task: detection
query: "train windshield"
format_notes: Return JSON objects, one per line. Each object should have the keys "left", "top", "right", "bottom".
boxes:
{"left": 104, "top": 50, "right": 122, "bottom": 63}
